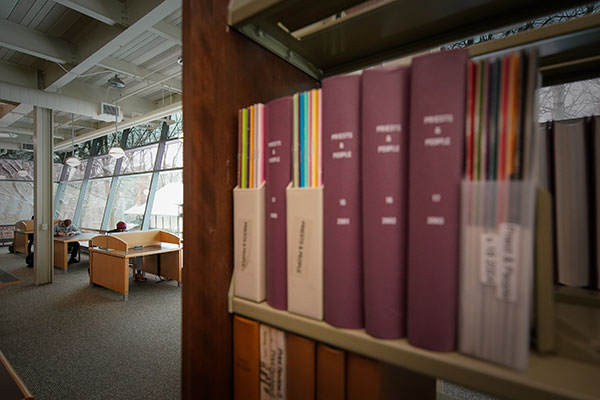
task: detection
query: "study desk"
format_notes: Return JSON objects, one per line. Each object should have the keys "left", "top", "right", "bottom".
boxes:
{"left": 12, "top": 220, "right": 33, "bottom": 254}
{"left": 53, "top": 233, "right": 96, "bottom": 272}
{"left": 89, "top": 231, "right": 182, "bottom": 300}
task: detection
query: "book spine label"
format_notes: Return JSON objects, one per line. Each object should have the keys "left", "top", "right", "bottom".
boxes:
{"left": 265, "top": 97, "right": 292, "bottom": 310}
{"left": 322, "top": 74, "right": 364, "bottom": 329}
{"left": 260, "top": 324, "right": 272, "bottom": 400}
{"left": 272, "top": 327, "right": 286, "bottom": 399}
{"left": 407, "top": 48, "right": 468, "bottom": 351}
{"left": 361, "top": 66, "right": 410, "bottom": 339}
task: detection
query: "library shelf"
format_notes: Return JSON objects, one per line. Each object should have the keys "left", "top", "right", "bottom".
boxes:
{"left": 227, "top": 0, "right": 598, "bottom": 80}
{"left": 229, "top": 292, "right": 600, "bottom": 400}
{"left": 554, "top": 286, "right": 600, "bottom": 308}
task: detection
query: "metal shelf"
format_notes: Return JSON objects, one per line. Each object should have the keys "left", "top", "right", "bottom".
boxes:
{"left": 230, "top": 295, "right": 600, "bottom": 400}
{"left": 228, "top": 0, "right": 597, "bottom": 79}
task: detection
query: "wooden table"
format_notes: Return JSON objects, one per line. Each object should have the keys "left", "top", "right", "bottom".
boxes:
{"left": 53, "top": 233, "right": 97, "bottom": 272}
{"left": 89, "top": 231, "right": 182, "bottom": 300}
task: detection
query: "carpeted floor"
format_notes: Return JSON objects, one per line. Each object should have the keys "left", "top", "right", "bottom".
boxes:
{"left": 0, "top": 248, "right": 181, "bottom": 400}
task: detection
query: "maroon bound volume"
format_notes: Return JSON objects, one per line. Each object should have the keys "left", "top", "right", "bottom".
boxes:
{"left": 322, "top": 74, "right": 364, "bottom": 329}
{"left": 265, "top": 96, "right": 292, "bottom": 310}
{"left": 407, "top": 49, "right": 468, "bottom": 351}
{"left": 361, "top": 66, "right": 410, "bottom": 339}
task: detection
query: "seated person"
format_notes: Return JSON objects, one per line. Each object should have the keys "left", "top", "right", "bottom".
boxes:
{"left": 106, "top": 222, "right": 145, "bottom": 282}
{"left": 54, "top": 219, "right": 81, "bottom": 264}
{"left": 27, "top": 215, "right": 34, "bottom": 254}
{"left": 107, "top": 221, "right": 127, "bottom": 233}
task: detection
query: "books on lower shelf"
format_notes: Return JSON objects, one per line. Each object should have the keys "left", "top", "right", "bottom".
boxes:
{"left": 233, "top": 315, "right": 436, "bottom": 400}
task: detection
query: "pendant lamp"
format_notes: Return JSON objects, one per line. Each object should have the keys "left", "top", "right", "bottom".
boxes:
{"left": 65, "top": 113, "right": 81, "bottom": 167}
{"left": 108, "top": 75, "right": 125, "bottom": 159}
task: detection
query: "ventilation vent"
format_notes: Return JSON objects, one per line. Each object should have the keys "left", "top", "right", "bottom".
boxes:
{"left": 21, "top": 143, "right": 34, "bottom": 151}
{"left": 97, "top": 102, "right": 123, "bottom": 122}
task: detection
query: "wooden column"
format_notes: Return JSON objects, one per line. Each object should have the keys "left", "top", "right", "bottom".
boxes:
{"left": 182, "top": 0, "right": 316, "bottom": 398}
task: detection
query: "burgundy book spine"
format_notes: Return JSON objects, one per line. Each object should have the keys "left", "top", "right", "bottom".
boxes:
{"left": 361, "top": 66, "right": 410, "bottom": 339}
{"left": 265, "top": 96, "right": 292, "bottom": 310}
{"left": 322, "top": 74, "right": 364, "bottom": 329}
{"left": 407, "top": 49, "right": 468, "bottom": 351}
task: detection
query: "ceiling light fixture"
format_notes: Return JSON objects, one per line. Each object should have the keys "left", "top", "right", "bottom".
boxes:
{"left": 107, "top": 75, "right": 125, "bottom": 159}
{"left": 65, "top": 113, "right": 81, "bottom": 168}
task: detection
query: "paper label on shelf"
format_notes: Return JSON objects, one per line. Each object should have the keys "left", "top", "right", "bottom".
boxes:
{"left": 290, "top": 216, "right": 312, "bottom": 280}
{"left": 496, "top": 222, "right": 520, "bottom": 302}
{"left": 238, "top": 219, "right": 252, "bottom": 272}
{"left": 480, "top": 232, "right": 499, "bottom": 285}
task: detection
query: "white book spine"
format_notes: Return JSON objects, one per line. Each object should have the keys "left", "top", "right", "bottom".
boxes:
{"left": 233, "top": 183, "right": 266, "bottom": 301}
{"left": 286, "top": 183, "right": 323, "bottom": 320}
{"left": 260, "top": 324, "right": 272, "bottom": 400}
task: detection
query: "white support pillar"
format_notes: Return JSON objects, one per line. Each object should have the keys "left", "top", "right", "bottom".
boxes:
{"left": 33, "top": 106, "right": 54, "bottom": 285}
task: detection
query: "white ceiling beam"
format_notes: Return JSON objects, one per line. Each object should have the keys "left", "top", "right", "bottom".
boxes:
{"left": 0, "top": 1, "right": 18, "bottom": 19}
{"left": 53, "top": 0, "right": 125, "bottom": 26}
{"left": 0, "top": 18, "right": 75, "bottom": 64}
{"left": 149, "top": 20, "right": 181, "bottom": 46}
{"left": 0, "top": 125, "right": 64, "bottom": 139}
{"left": 0, "top": 60, "right": 37, "bottom": 89}
{"left": 45, "top": 0, "right": 181, "bottom": 92}
{"left": 97, "top": 56, "right": 182, "bottom": 92}
{"left": 0, "top": 81, "right": 102, "bottom": 119}
{"left": 54, "top": 100, "right": 181, "bottom": 150}
{"left": 0, "top": 104, "right": 33, "bottom": 128}
{"left": 59, "top": 80, "right": 156, "bottom": 116}
{"left": 120, "top": 70, "right": 182, "bottom": 101}
{"left": 0, "top": 141, "right": 20, "bottom": 150}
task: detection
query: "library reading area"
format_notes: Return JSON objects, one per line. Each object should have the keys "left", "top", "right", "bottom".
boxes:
{"left": 1, "top": 0, "right": 600, "bottom": 399}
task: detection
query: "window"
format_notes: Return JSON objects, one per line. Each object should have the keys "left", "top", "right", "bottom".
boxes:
{"left": 149, "top": 170, "right": 183, "bottom": 236}
{"left": 53, "top": 163, "right": 64, "bottom": 182}
{"left": 55, "top": 182, "right": 82, "bottom": 220}
{"left": 79, "top": 178, "right": 112, "bottom": 229}
{"left": 89, "top": 156, "right": 117, "bottom": 178}
{"left": 120, "top": 145, "right": 158, "bottom": 174}
{"left": 538, "top": 78, "right": 600, "bottom": 122}
{"left": 66, "top": 159, "right": 88, "bottom": 181}
{"left": 0, "top": 181, "right": 33, "bottom": 224}
{"left": 107, "top": 173, "right": 152, "bottom": 231}
{"left": 162, "top": 139, "right": 183, "bottom": 169}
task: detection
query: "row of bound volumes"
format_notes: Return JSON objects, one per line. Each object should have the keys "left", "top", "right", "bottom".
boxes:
{"left": 233, "top": 315, "right": 435, "bottom": 400}
{"left": 234, "top": 47, "right": 540, "bottom": 370}
{"left": 543, "top": 116, "right": 600, "bottom": 289}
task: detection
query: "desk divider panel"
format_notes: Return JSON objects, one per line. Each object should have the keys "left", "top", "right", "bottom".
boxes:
{"left": 15, "top": 221, "right": 33, "bottom": 232}
{"left": 90, "top": 235, "right": 128, "bottom": 252}
{"left": 112, "top": 231, "right": 163, "bottom": 249}
{"left": 160, "top": 231, "right": 181, "bottom": 245}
